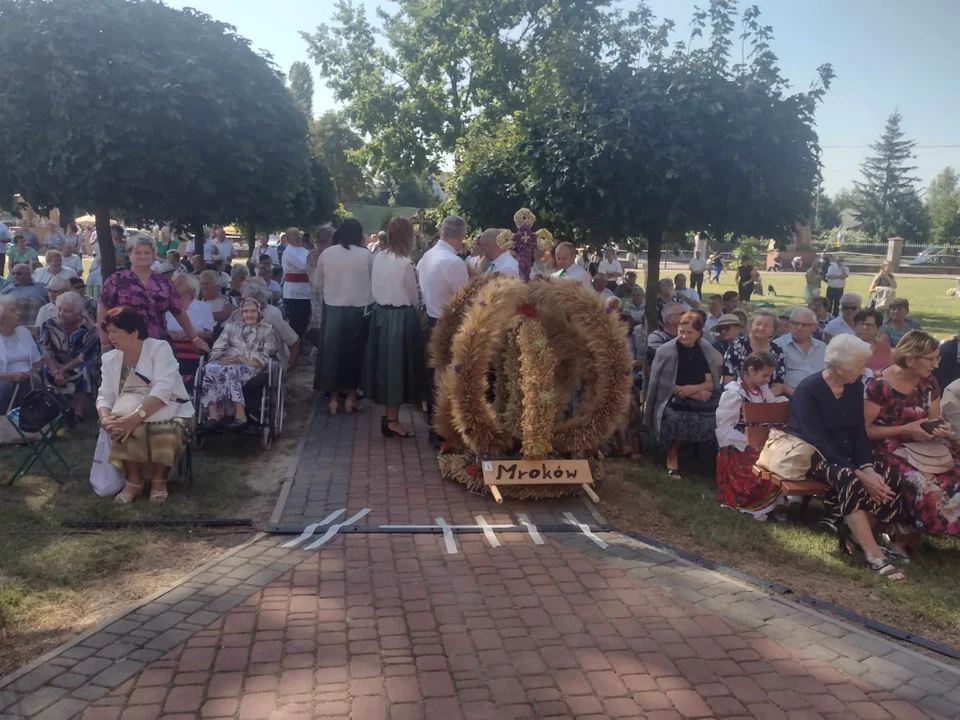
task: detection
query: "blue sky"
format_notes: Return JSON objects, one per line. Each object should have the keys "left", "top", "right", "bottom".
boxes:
{"left": 167, "top": 0, "right": 960, "bottom": 195}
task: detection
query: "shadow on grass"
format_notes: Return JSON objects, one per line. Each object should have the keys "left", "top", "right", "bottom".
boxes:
{"left": 606, "top": 449, "right": 960, "bottom": 643}
{"left": 0, "top": 420, "right": 260, "bottom": 630}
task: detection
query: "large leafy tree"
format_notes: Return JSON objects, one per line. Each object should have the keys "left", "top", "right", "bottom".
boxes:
{"left": 0, "top": 0, "right": 311, "bottom": 274}
{"left": 301, "top": 0, "right": 668, "bottom": 178}
{"left": 289, "top": 61, "right": 315, "bottom": 117}
{"left": 524, "top": 1, "right": 832, "bottom": 330}
{"left": 311, "top": 111, "right": 369, "bottom": 202}
{"left": 927, "top": 167, "right": 960, "bottom": 244}
{"left": 853, "top": 111, "right": 929, "bottom": 243}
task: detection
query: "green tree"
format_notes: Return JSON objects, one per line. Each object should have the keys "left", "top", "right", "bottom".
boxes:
{"left": 523, "top": 1, "right": 831, "bottom": 330}
{"left": 853, "top": 111, "right": 929, "bottom": 242}
{"left": 301, "top": 0, "right": 669, "bottom": 178}
{"left": 311, "top": 111, "right": 369, "bottom": 202}
{"left": 927, "top": 167, "right": 960, "bottom": 244}
{"left": 0, "top": 0, "right": 312, "bottom": 273}
{"left": 812, "top": 191, "right": 840, "bottom": 236}
{"left": 289, "top": 61, "right": 315, "bottom": 117}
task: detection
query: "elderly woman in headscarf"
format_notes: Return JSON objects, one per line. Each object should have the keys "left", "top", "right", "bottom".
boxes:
{"left": 39, "top": 291, "right": 100, "bottom": 419}
{"left": 199, "top": 298, "right": 278, "bottom": 430}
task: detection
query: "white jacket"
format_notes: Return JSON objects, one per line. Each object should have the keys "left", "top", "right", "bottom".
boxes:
{"left": 715, "top": 380, "right": 787, "bottom": 451}
{"left": 97, "top": 338, "right": 194, "bottom": 420}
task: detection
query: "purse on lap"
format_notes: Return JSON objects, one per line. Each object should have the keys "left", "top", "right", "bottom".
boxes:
{"left": 755, "top": 429, "right": 820, "bottom": 483}
{"left": 893, "top": 440, "right": 952, "bottom": 476}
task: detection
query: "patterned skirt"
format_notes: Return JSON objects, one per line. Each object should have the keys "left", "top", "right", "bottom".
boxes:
{"left": 875, "top": 446, "right": 960, "bottom": 535}
{"left": 314, "top": 304, "right": 367, "bottom": 392}
{"left": 201, "top": 362, "right": 259, "bottom": 407}
{"left": 109, "top": 418, "right": 194, "bottom": 469}
{"left": 362, "top": 305, "right": 425, "bottom": 407}
{"left": 658, "top": 406, "right": 717, "bottom": 449}
{"left": 716, "top": 446, "right": 781, "bottom": 516}
{"left": 809, "top": 455, "right": 914, "bottom": 530}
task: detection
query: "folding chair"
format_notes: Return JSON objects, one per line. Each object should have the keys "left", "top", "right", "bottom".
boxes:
{"left": 6, "top": 406, "right": 72, "bottom": 485}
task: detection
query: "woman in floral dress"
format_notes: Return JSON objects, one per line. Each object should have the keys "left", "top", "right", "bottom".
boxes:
{"left": 864, "top": 330, "right": 960, "bottom": 538}
{"left": 722, "top": 310, "right": 787, "bottom": 396}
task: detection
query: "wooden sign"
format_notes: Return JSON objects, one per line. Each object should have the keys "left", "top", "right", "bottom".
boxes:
{"left": 481, "top": 459, "right": 593, "bottom": 486}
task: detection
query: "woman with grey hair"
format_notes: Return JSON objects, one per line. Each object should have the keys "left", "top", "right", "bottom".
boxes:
{"left": 722, "top": 310, "right": 787, "bottom": 395}
{"left": 785, "top": 335, "right": 912, "bottom": 581}
{"left": 40, "top": 292, "right": 99, "bottom": 419}
{"left": 98, "top": 234, "right": 210, "bottom": 351}
{"left": 166, "top": 272, "right": 215, "bottom": 392}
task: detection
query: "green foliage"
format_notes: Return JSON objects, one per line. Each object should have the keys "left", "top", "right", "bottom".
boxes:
{"left": 853, "top": 111, "right": 929, "bottom": 243}
{"left": 288, "top": 156, "right": 338, "bottom": 230}
{"left": 812, "top": 191, "right": 840, "bottom": 236}
{"left": 0, "top": 0, "right": 312, "bottom": 274}
{"left": 311, "top": 111, "right": 369, "bottom": 202}
{"left": 927, "top": 167, "right": 960, "bottom": 244}
{"left": 815, "top": 226, "right": 871, "bottom": 248}
{"left": 289, "top": 61, "right": 315, "bottom": 117}
{"left": 301, "top": 0, "right": 667, "bottom": 178}
{"left": 730, "top": 237, "right": 768, "bottom": 262}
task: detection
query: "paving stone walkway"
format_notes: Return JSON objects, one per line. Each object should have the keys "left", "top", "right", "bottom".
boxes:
{"left": 2, "top": 397, "right": 959, "bottom": 719}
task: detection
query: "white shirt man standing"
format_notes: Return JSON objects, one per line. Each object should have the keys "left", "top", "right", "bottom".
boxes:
{"left": 204, "top": 228, "right": 234, "bottom": 263}
{"left": 824, "top": 255, "right": 849, "bottom": 315}
{"left": 774, "top": 307, "right": 826, "bottom": 396}
{"left": 251, "top": 232, "right": 279, "bottom": 265}
{"left": 552, "top": 242, "right": 591, "bottom": 284}
{"left": 281, "top": 227, "right": 311, "bottom": 355}
{"left": 417, "top": 215, "right": 470, "bottom": 444}
{"left": 597, "top": 248, "right": 623, "bottom": 290}
{"left": 476, "top": 228, "right": 519, "bottom": 277}
{"left": 688, "top": 251, "right": 707, "bottom": 296}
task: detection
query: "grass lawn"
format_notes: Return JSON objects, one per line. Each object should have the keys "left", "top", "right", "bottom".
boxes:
{"left": 605, "top": 268, "right": 960, "bottom": 649}
{"left": 0, "top": 373, "right": 311, "bottom": 673}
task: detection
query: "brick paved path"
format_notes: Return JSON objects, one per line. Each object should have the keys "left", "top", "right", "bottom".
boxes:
{"left": 2, "top": 397, "right": 959, "bottom": 719}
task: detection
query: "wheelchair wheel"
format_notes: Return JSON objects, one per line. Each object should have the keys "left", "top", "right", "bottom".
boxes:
{"left": 260, "top": 423, "right": 271, "bottom": 450}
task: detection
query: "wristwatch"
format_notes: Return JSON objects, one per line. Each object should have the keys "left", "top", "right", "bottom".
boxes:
{"left": 135, "top": 406, "right": 147, "bottom": 420}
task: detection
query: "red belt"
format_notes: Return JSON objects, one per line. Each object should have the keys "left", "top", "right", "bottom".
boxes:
{"left": 284, "top": 272, "right": 309, "bottom": 283}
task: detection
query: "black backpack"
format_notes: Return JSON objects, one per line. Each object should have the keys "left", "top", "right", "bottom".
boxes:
{"left": 18, "top": 389, "right": 74, "bottom": 433}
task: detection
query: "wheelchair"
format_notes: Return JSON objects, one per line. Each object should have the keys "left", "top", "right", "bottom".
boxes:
{"left": 192, "top": 355, "right": 285, "bottom": 450}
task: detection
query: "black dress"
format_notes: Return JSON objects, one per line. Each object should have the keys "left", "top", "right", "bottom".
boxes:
{"left": 658, "top": 343, "right": 716, "bottom": 449}
{"left": 736, "top": 264, "right": 754, "bottom": 302}
{"left": 787, "top": 373, "right": 912, "bottom": 528}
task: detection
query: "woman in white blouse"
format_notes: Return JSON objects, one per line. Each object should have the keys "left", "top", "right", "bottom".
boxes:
{"left": 313, "top": 218, "right": 373, "bottom": 414}
{"left": 362, "top": 217, "right": 424, "bottom": 438}
{"left": 0, "top": 296, "right": 42, "bottom": 411}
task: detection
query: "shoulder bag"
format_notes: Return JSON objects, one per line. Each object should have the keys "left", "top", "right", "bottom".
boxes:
{"left": 893, "top": 440, "right": 953, "bottom": 476}
{"left": 756, "top": 429, "right": 820, "bottom": 483}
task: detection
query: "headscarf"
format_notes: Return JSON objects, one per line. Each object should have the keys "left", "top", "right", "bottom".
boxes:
{"left": 239, "top": 297, "right": 263, "bottom": 341}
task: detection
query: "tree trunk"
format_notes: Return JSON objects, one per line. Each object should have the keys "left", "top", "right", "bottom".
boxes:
{"left": 644, "top": 229, "right": 663, "bottom": 334}
{"left": 95, "top": 206, "right": 116, "bottom": 279}
{"left": 246, "top": 220, "right": 256, "bottom": 260}
{"left": 192, "top": 220, "right": 205, "bottom": 262}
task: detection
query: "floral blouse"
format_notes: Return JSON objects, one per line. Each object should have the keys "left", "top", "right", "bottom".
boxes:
{"left": 865, "top": 373, "right": 938, "bottom": 433}
{"left": 100, "top": 269, "right": 184, "bottom": 341}
{"left": 722, "top": 335, "right": 786, "bottom": 385}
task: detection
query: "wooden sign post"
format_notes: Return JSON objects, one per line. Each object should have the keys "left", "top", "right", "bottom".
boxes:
{"left": 481, "top": 459, "right": 597, "bottom": 504}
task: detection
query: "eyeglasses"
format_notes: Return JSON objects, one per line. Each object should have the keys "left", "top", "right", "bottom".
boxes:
{"left": 917, "top": 355, "right": 941, "bottom": 366}
{"left": 791, "top": 321, "right": 817, "bottom": 328}
{"left": 841, "top": 305, "right": 860, "bottom": 311}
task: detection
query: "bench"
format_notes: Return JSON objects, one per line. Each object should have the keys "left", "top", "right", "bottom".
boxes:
{"left": 740, "top": 401, "right": 825, "bottom": 512}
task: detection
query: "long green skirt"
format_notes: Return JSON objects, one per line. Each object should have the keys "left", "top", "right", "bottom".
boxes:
{"left": 362, "top": 305, "right": 425, "bottom": 406}
{"left": 314, "top": 304, "right": 367, "bottom": 392}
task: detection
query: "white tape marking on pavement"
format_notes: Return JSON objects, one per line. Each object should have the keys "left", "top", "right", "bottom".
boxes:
{"left": 563, "top": 512, "right": 609, "bottom": 549}
{"left": 304, "top": 508, "right": 371, "bottom": 550}
{"left": 517, "top": 514, "right": 544, "bottom": 545}
{"left": 281, "top": 508, "right": 346, "bottom": 548}
{"left": 474, "top": 515, "right": 501, "bottom": 548}
{"left": 435, "top": 517, "right": 459, "bottom": 554}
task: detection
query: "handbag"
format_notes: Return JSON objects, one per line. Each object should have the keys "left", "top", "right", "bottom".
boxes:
{"left": 872, "top": 286, "right": 896, "bottom": 311}
{"left": 90, "top": 429, "right": 126, "bottom": 497}
{"left": 894, "top": 440, "right": 952, "bottom": 475}
{"left": 756, "top": 429, "right": 819, "bottom": 483}
{"left": 668, "top": 392, "right": 720, "bottom": 412}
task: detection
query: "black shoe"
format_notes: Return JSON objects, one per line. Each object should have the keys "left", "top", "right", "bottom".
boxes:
{"left": 381, "top": 417, "right": 414, "bottom": 439}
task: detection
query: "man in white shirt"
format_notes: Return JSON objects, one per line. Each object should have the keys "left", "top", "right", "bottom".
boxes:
{"left": 417, "top": 215, "right": 469, "bottom": 322}
{"left": 417, "top": 215, "right": 470, "bottom": 443}
{"left": 251, "top": 231, "right": 279, "bottom": 265}
{"left": 34, "top": 276, "right": 74, "bottom": 327}
{"left": 476, "top": 228, "right": 519, "bottom": 277}
{"left": 204, "top": 228, "right": 234, "bottom": 263}
{"left": 592, "top": 273, "right": 614, "bottom": 299}
{"left": 597, "top": 248, "right": 623, "bottom": 291}
{"left": 824, "top": 254, "right": 849, "bottom": 316}
{"left": 671, "top": 273, "right": 701, "bottom": 310}
{"left": 33, "top": 250, "right": 78, "bottom": 284}
{"left": 552, "top": 242, "right": 591, "bottom": 284}
{"left": 703, "top": 294, "right": 723, "bottom": 332}
{"left": 688, "top": 251, "right": 707, "bottom": 296}
{"left": 774, "top": 307, "right": 826, "bottom": 397}
{"left": 61, "top": 244, "right": 83, "bottom": 276}
{"left": 280, "top": 227, "right": 311, "bottom": 352}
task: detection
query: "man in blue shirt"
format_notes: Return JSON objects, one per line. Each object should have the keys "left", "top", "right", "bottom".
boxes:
{"left": 774, "top": 306, "right": 826, "bottom": 397}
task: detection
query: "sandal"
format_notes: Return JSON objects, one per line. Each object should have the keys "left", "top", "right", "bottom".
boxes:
{"left": 149, "top": 482, "right": 169, "bottom": 504}
{"left": 114, "top": 482, "right": 143, "bottom": 505}
{"left": 866, "top": 557, "right": 906, "bottom": 582}
{"left": 328, "top": 398, "right": 338, "bottom": 416}
{"left": 344, "top": 397, "right": 356, "bottom": 413}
